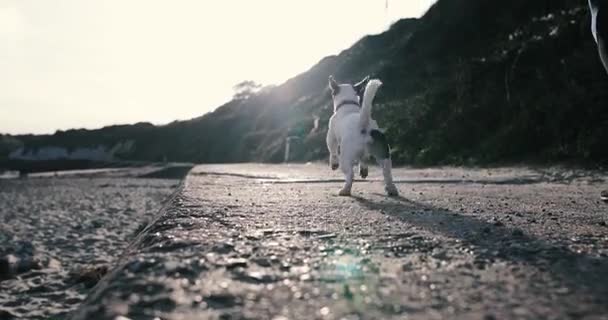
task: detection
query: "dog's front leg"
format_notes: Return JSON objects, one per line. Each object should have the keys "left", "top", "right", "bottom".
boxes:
{"left": 381, "top": 158, "right": 399, "bottom": 197}
{"left": 326, "top": 127, "right": 339, "bottom": 170}
{"left": 369, "top": 129, "right": 399, "bottom": 196}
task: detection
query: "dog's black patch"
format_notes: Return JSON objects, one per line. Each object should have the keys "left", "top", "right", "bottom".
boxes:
{"left": 360, "top": 166, "right": 368, "bottom": 179}
{"left": 353, "top": 76, "right": 370, "bottom": 97}
{"left": 369, "top": 129, "right": 390, "bottom": 160}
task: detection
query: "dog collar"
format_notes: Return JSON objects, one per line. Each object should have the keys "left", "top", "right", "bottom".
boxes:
{"left": 335, "top": 100, "right": 360, "bottom": 111}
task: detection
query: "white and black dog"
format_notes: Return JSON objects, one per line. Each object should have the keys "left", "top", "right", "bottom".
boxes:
{"left": 326, "top": 76, "right": 399, "bottom": 197}
{"left": 589, "top": 0, "right": 608, "bottom": 74}
{"left": 588, "top": 0, "right": 608, "bottom": 202}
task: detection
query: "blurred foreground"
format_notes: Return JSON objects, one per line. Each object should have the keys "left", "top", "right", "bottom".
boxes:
{"left": 0, "top": 165, "right": 187, "bottom": 319}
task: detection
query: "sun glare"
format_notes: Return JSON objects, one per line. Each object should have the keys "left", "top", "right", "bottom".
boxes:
{"left": 0, "top": 0, "right": 435, "bottom": 134}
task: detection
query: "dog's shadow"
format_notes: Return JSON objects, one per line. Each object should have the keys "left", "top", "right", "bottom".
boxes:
{"left": 350, "top": 193, "right": 608, "bottom": 307}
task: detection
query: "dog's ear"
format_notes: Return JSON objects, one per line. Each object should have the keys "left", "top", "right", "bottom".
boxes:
{"left": 353, "top": 76, "right": 370, "bottom": 95}
{"left": 329, "top": 76, "right": 340, "bottom": 95}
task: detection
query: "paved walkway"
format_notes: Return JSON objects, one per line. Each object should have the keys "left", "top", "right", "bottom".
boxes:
{"left": 72, "top": 164, "right": 608, "bottom": 320}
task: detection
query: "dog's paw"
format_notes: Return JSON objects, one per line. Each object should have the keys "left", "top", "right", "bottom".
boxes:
{"left": 359, "top": 167, "right": 368, "bottom": 179}
{"left": 385, "top": 184, "right": 399, "bottom": 197}
{"left": 329, "top": 156, "right": 339, "bottom": 170}
{"left": 338, "top": 188, "right": 351, "bottom": 196}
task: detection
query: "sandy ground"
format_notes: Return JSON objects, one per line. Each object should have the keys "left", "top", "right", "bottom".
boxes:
{"left": 0, "top": 174, "right": 179, "bottom": 319}
{"left": 70, "top": 163, "right": 608, "bottom": 320}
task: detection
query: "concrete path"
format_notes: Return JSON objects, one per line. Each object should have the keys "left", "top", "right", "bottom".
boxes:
{"left": 72, "top": 164, "right": 608, "bottom": 320}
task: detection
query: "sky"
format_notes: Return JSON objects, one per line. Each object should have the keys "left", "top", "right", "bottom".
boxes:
{"left": 0, "top": 0, "right": 436, "bottom": 135}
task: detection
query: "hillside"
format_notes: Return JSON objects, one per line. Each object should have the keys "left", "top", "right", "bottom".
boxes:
{"left": 376, "top": 0, "right": 608, "bottom": 165}
{"left": 2, "top": 0, "right": 607, "bottom": 167}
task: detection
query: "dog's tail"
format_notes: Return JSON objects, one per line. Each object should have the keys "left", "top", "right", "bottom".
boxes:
{"left": 359, "top": 79, "right": 382, "bottom": 129}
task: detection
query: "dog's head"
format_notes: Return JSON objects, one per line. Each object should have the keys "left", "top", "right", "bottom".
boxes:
{"left": 328, "top": 75, "right": 369, "bottom": 111}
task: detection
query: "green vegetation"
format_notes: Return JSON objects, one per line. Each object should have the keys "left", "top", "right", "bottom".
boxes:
{"left": 1, "top": 0, "right": 607, "bottom": 167}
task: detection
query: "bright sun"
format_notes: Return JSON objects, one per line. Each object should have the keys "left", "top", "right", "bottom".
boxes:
{"left": 0, "top": 0, "right": 435, "bottom": 134}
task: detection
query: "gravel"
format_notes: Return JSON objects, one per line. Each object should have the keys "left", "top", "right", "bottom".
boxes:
{"left": 0, "top": 176, "right": 178, "bottom": 319}
{"left": 69, "top": 164, "right": 608, "bottom": 320}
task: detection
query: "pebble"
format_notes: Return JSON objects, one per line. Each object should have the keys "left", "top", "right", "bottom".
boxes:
{"left": 225, "top": 258, "right": 248, "bottom": 269}
{"left": 319, "top": 307, "right": 330, "bottom": 316}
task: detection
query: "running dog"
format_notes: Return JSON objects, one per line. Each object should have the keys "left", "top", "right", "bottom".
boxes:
{"left": 326, "top": 76, "right": 399, "bottom": 197}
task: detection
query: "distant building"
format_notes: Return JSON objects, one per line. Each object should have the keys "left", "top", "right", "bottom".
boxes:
{"left": 8, "top": 145, "right": 114, "bottom": 161}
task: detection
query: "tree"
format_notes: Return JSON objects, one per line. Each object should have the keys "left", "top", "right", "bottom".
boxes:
{"left": 232, "top": 80, "right": 262, "bottom": 100}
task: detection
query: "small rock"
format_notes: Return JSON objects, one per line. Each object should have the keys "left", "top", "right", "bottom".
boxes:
{"left": 91, "top": 220, "right": 104, "bottom": 228}
{"left": 164, "top": 260, "right": 180, "bottom": 271}
{"left": 431, "top": 250, "right": 449, "bottom": 260}
{"left": 225, "top": 258, "right": 248, "bottom": 269}
{"left": 47, "top": 258, "right": 62, "bottom": 270}
{"left": 243, "top": 271, "right": 276, "bottom": 283}
{"left": 317, "top": 233, "right": 337, "bottom": 240}
{"left": 493, "top": 221, "right": 504, "bottom": 227}
{"left": 70, "top": 265, "right": 109, "bottom": 288}
{"left": 213, "top": 242, "right": 235, "bottom": 254}
{"left": 512, "top": 229, "right": 524, "bottom": 237}
{"left": 319, "top": 307, "right": 330, "bottom": 316}
{"left": 343, "top": 284, "right": 354, "bottom": 300}
{"left": 598, "top": 221, "right": 607, "bottom": 227}
{"left": 253, "top": 258, "right": 272, "bottom": 267}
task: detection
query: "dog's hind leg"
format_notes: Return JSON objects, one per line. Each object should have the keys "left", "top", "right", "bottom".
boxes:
{"left": 326, "top": 126, "right": 340, "bottom": 170}
{"left": 359, "top": 149, "right": 369, "bottom": 179}
{"left": 338, "top": 146, "right": 358, "bottom": 196}
{"left": 369, "top": 130, "right": 399, "bottom": 196}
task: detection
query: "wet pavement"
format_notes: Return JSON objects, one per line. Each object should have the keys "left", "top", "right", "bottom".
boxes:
{"left": 71, "top": 164, "right": 608, "bottom": 320}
